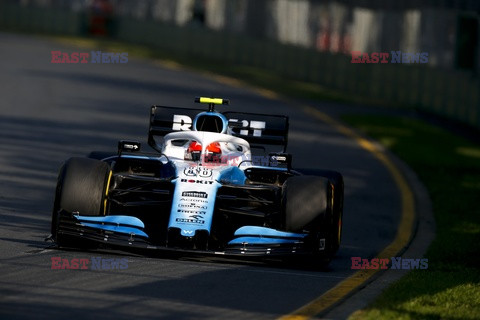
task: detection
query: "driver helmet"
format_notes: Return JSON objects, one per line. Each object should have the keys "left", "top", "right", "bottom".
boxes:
{"left": 185, "top": 141, "right": 202, "bottom": 161}
{"left": 205, "top": 142, "right": 222, "bottom": 163}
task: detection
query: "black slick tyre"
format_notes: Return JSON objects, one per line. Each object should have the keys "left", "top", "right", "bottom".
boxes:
{"left": 282, "top": 175, "right": 329, "bottom": 233}
{"left": 318, "top": 171, "right": 344, "bottom": 255}
{"left": 51, "top": 157, "right": 111, "bottom": 247}
{"left": 283, "top": 174, "right": 344, "bottom": 266}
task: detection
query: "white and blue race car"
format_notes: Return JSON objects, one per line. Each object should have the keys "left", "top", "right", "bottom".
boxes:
{"left": 51, "top": 97, "right": 343, "bottom": 265}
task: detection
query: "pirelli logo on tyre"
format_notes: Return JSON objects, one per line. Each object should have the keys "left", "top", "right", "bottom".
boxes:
{"left": 182, "top": 191, "right": 208, "bottom": 198}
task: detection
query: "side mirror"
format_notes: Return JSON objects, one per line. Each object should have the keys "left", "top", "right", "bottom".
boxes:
{"left": 118, "top": 140, "right": 141, "bottom": 155}
{"left": 269, "top": 153, "right": 292, "bottom": 170}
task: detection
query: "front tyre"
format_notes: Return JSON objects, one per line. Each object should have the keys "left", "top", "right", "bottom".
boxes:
{"left": 51, "top": 157, "right": 111, "bottom": 246}
{"left": 282, "top": 175, "right": 342, "bottom": 265}
{"left": 317, "top": 171, "right": 344, "bottom": 256}
{"left": 282, "top": 176, "right": 329, "bottom": 233}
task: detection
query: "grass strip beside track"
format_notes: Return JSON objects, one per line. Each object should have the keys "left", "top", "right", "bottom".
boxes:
{"left": 343, "top": 115, "right": 480, "bottom": 320}
{"left": 277, "top": 108, "right": 416, "bottom": 320}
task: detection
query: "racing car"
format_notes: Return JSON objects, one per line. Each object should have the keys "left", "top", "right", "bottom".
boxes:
{"left": 50, "top": 97, "right": 344, "bottom": 266}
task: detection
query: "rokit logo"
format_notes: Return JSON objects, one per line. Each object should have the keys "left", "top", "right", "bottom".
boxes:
{"left": 181, "top": 179, "right": 214, "bottom": 185}
{"left": 172, "top": 115, "right": 266, "bottom": 137}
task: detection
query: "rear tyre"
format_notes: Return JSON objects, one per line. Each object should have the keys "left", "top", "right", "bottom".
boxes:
{"left": 51, "top": 157, "right": 111, "bottom": 247}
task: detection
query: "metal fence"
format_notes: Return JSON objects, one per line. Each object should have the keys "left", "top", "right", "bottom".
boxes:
{"left": 1, "top": 0, "right": 478, "bottom": 128}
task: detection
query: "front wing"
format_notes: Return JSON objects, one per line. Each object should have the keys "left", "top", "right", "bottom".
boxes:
{"left": 55, "top": 211, "right": 322, "bottom": 258}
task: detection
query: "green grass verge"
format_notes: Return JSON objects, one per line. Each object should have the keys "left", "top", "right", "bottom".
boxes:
{"left": 342, "top": 115, "right": 480, "bottom": 320}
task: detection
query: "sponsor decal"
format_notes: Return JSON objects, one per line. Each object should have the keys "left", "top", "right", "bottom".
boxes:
{"left": 350, "top": 51, "right": 429, "bottom": 64}
{"left": 180, "top": 198, "right": 208, "bottom": 204}
{"left": 181, "top": 178, "right": 214, "bottom": 185}
{"left": 351, "top": 257, "right": 428, "bottom": 270}
{"left": 175, "top": 218, "right": 205, "bottom": 224}
{"left": 271, "top": 155, "right": 286, "bottom": 162}
{"left": 184, "top": 168, "right": 197, "bottom": 176}
{"left": 178, "top": 203, "right": 207, "bottom": 209}
{"left": 252, "top": 155, "right": 271, "bottom": 166}
{"left": 172, "top": 115, "right": 192, "bottom": 131}
{"left": 118, "top": 140, "right": 140, "bottom": 152}
{"left": 182, "top": 191, "right": 208, "bottom": 198}
{"left": 183, "top": 167, "right": 212, "bottom": 178}
{"left": 51, "top": 51, "right": 128, "bottom": 64}
{"left": 51, "top": 257, "right": 128, "bottom": 270}
{"left": 198, "top": 168, "right": 213, "bottom": 178}
{"left": 172, "top": 115, "right": 266, "bottom": 137}
{"left": 177, "top": 209, "right": 206, "bottom": 215}
{"left": 228, "top": 119, "right": 266, "bottom": 137}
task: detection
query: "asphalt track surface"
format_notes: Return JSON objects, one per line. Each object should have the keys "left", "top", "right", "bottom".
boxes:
{"left": 0, "top": 32, "right": 402, "bottom": 319}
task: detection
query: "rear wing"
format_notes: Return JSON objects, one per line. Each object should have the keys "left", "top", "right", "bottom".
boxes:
{"left": 223, "top": 111, "right": 289, "bottom": 152}
{"left": 148, "top": 106, "right": 289, "bottom": 153}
